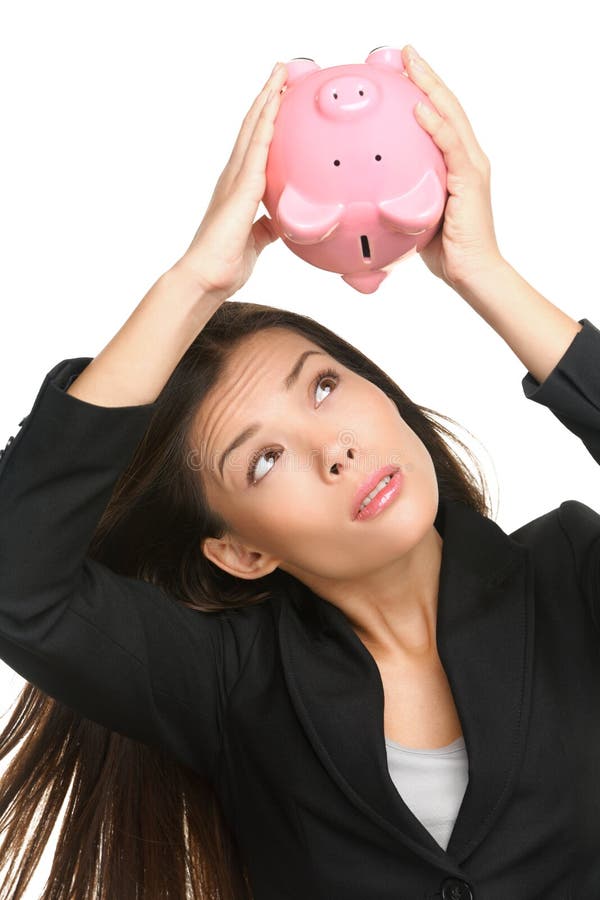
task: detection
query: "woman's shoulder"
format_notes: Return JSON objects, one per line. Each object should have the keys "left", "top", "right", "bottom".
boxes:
{"left": 509, "top": 500, "right": 600, "bottom": 628}
{"left": 508, "top": 499, "right": 600, "bottom": 551}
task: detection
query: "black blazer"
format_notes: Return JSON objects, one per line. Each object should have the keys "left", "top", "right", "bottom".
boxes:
{"left": 1, "top": 318, "right": 600, "bottom": 900}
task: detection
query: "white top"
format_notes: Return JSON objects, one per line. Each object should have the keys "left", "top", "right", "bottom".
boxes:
{"left": 385, "top": 734, "right": 469, "bottom": 851}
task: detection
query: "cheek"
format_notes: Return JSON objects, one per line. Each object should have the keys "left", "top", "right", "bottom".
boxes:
{"left": 244, "top": 477, "right": 324, "bottom": 531}
{"left": 402, "top": 430, "right": 438, "bottom": 489}
{"left": 240, "top": 477, "right": 358, "bottom": 566}
{"left": 213, "top": 476, "right": 316, "bottom": 553}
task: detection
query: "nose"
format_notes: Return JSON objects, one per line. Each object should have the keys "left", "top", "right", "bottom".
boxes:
{"left": 316, "top": 74, "right": 379, "bottom": 122}
{"left": 326, "top": 446, "right": 355, "bottom": 476}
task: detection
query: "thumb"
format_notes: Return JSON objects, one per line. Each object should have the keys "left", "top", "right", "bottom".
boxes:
{"left": 252, "top": 214, "right": 280, "bottom": 256}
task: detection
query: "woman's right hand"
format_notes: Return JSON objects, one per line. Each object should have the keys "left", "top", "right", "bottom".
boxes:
{"left": 175, "top": 62, "right": 288, "bottom": 303}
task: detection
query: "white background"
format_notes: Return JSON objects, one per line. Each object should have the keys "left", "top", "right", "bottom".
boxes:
{"left": 1, "top": 0, "right": 598, "bottom": 892}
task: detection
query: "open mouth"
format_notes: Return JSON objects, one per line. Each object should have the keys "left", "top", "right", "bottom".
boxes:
{"left": 355, "top": 469, "right": 404, "bottom": 521}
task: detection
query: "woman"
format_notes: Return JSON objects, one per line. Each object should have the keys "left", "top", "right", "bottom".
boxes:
{"left": 0, "top": 46, "right": 598, "bottom": 899}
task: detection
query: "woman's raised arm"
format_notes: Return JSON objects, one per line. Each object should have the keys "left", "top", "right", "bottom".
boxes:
{"left": 400, "top": 45, "right": 583, "bottom": 384}
{"left": 65, "top": 60, "right": 287, "bottom": 409}
{"left": 0, "top": 60, "right": 288, "bottom": 778}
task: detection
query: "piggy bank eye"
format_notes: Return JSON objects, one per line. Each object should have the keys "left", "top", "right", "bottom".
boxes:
{"left": 288, "top": 57, "right": 315, "bottom": 62}
{"left": 333, "top": 156, "right": 382, "bottom": 166}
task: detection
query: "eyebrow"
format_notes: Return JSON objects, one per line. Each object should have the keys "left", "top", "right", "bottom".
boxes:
{"left": 218, "top": 350, "right": 326, "bottom": 482}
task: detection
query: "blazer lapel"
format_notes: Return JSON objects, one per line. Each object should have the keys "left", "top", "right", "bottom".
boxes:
{"left": 277, "top": 498, "right": 535, "bottom": 867}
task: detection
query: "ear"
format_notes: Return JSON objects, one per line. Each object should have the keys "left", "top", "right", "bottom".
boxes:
{"left": 201, "top": 534, "right": 281, "bottom": 580}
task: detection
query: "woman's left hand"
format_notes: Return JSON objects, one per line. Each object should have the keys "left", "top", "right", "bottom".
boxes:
{"left": 402, "top": 45, "right": 504, "bottom": 288}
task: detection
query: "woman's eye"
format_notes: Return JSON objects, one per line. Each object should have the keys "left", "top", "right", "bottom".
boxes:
{"left": 248, "top": 448, "right": 282, "bottom": 485}
{"left": 246, "top": 368, "right": 340, "bottom": 486}
{"left": 314, "top": 371, "right": 337, "bottom": 407}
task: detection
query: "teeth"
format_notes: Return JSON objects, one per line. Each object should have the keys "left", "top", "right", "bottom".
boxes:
{"left": 359, "top": 474, "right": 392, "bottom": 512}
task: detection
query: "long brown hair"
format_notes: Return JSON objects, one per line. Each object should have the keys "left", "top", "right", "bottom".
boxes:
{"left": 0, "top": 300, "right": 493, "bottom": 898}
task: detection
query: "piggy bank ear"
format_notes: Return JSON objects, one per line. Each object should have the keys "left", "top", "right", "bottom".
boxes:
{"left": 284, "top": 58, "right": 321, "bottom": 85}
{"left": 365, "top": 46, "right": 406, "bottom": 74}
{"left": 378, "top": 170, "right": 447, "bottom": 235}
{"left": 276, "top": 184, "right": 343, "bottom": 244}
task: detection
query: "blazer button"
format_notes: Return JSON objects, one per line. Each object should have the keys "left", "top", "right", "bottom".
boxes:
{"left": 441, "top": 877, "right": 474, "bottom": 900}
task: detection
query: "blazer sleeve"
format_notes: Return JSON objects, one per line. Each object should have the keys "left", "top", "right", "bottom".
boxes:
{"left": 521, "top": 316, "right": 600, "bottom": 632}
{"left": 0, "top": 357, "right": 244, "bottom": 779}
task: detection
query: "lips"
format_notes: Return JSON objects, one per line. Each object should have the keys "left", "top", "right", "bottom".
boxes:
{"left": 351, "top": 464, "right": 400, "bottom": 519}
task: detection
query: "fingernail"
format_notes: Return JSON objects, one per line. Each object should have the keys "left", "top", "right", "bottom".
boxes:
{"left": 405, "top": 46, "right": 426, "bottom": 72}
{"left": 271, "top": 62, "right": 282, "bottom": 75}
{"left": 416, "top": 101, "right": 434, "bottom": 119}
{"left": 405, "top": 44, "right": 419, "bottom": 60}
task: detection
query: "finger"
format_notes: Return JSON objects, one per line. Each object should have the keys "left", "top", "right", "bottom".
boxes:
{"left": 401, "top": 46, "right": 488, "bottom": 168}
{"left": 236, "top": 85, "right": 284, "bottom": 195}
{"left": 412, "top": 101, "right": 486, "bottom": 184}
{"left": 211, "top": 86, "right": 285, "bottom": 237}
{"left": 251, "top": 214, "right": 279, "bottom": 256}
{"left": 227, "top": 65, "right": 288, "bottom": 173}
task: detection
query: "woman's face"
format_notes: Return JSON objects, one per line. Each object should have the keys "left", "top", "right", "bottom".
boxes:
{"left": 193, "top": 327, "right": 439, "bottom": 586}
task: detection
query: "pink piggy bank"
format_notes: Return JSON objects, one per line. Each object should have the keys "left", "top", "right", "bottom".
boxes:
{"left": 263, "top": 46, "right": 448, "bottom": 294}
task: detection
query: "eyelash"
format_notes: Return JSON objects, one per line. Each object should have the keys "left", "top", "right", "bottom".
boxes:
{"left": 246, "top": 367, "right": 340, "bottom": 486}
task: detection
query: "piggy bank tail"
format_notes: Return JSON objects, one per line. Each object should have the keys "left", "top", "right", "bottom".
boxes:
{"left": 341, "top": 269, "right": 388, "bottom": 294}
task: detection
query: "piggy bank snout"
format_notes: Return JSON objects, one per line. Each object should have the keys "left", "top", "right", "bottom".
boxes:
{"left": 317, "top": 75, "right": 380, "bottom": 120}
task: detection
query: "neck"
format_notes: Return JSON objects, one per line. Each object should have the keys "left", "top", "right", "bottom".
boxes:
{"left": 304, "top": 524, "right": 444, "bottom": 661}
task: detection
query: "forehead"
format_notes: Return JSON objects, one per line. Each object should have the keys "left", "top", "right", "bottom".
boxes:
{"left": 220, "top": 328, "right": 326, "bottom": 390}
{"left": 228, "top": 326, "right": 320, "bottom": 370}
{"left": 193, "top": 327, "right": 329, "bottom": 460}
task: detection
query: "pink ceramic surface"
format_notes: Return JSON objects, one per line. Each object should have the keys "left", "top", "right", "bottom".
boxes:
{"left": 263, "top": 46, "right": 448, "bottom": 294}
